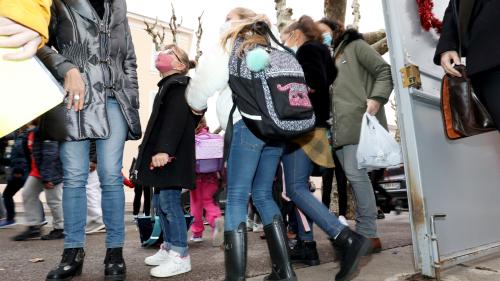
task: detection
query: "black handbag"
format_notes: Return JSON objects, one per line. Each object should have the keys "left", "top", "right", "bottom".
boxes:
{"left": 38, "top": 103, "right": 68, "bottom": 141}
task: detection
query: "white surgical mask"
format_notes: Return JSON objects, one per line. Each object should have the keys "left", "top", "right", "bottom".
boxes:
{"left": 219, "top": 21, "right": 232, "bottom": 35}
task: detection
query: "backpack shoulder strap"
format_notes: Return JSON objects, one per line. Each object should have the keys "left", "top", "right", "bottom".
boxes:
{"left": 253, "top": 22, "right": 296, "bottom": 55}
{"left": 223, "top": 104, "right": 238, "bottom": 162}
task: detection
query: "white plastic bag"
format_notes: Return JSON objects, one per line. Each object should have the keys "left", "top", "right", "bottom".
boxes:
{"left": 356, "top": 113, "right": 402, "bottom": 170}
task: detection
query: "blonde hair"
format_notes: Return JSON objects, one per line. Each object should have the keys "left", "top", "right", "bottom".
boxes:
{"left": 161, "top": 44, "right": 197, "bottom": 74}
{"left": 220, "top": 9, "right": 272, "bottom": 56}
{"left": 229, "top": 7, "right": 257, "bottom": 20}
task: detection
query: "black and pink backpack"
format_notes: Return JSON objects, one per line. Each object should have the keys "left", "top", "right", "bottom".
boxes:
{"left": 226, "top": 22, "right": 316, "bottom": 142}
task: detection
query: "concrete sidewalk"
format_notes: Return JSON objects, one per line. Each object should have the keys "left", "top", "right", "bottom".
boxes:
{"left": 1, "top": 211, "right": 500, "bottom": 281}
{"left": 2, "top": 184, "right": 500, "bottom": 281}
{"left": 249, "top": 245, "right": 416, "bottom": 281}
{"left": 249, "top": 246, "right": 500, "bottom": 281}
{"left": 0, "top": 212, "right": 411, "bottom": 281}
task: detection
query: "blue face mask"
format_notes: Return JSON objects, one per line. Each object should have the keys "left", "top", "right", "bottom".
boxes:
{"left": 290, "top": 46, "right": 299, "bottom": 53}
{"left": 323, "top": 33, "right": 333, "bottom": 46}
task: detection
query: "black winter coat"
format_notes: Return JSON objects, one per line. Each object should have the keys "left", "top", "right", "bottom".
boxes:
{"left": 133, "top": 74, "right": 199, "bottom": 189}
{"left": 434, "top": 0, "right": 500, "bottom": 76}
{"left": 37, "top": 0, "right": 141, "bottom": 141}
{"left": 296, "top": 41, "right": 337, "bottom": 127}
{"left": 3, "top": 131, "right": 30, "bottom": 182}
{"left": 29, "top": 129, "right": 64, "bottom": 185}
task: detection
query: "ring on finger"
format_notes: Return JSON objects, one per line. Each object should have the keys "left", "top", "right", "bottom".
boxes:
{"left": 74, "top": 95, "right": 80, "bottom": 101}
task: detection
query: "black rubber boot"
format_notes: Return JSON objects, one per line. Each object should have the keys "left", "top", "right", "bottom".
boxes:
{"left": 290, "top": 240, "right": 320, "bottom": 266}
{"left": 263, "top": 215, "right": 297, "bottom": 281}
{"left": 46, "top": 248, "right": 85, "bottom": 281}
{"left": 331, "top": 228, "right": 372, "bottom": 281}
{"left": 224, "top": 222, "right": 247, "bottom": 281}
{"left": 104, "top": 248, "right": 126, "bottom": 281}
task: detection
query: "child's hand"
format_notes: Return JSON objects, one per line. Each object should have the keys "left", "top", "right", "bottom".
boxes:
{"left": 150, "top": 153, "right": 174, "bottom": 170}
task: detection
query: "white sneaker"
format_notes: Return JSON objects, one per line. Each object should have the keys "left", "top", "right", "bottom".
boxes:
{"left": 338, "top": 215, "right": 349, "bottom": 226}
{"left": 212, "top": 217, "right": 224, "bottom": 247}
{"left": 252, "top": 222, "right": 263, "bottom": 232}
{"left": 190, "top": 234, "right": 204, "bottom": 242}
{"left": 150, "top": 251, "right": 191, "bottom": 278}
{"left": 246, "top": 216, "right": 253, "bottom": 231}
{"left": 85, "top": 221, "right": 106, "bottom": 234}
{"left": 145, "top": 249, "right": 170, "bottom": 266}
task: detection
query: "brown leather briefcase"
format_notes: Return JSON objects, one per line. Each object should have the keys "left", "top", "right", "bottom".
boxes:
{"left": 440, "top": 65, "right": 495, "bottom": 140}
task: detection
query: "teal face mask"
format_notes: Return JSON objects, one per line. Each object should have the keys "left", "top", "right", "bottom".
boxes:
{"left": 323, "top": 33, "right": 333, "bottom": 46}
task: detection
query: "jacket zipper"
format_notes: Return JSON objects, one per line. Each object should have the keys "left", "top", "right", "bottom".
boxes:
{"left": 94, "top": 1, "right": 113, "bottom": 137}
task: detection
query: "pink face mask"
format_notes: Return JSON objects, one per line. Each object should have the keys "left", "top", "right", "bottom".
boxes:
{"left": 155, "top": 52, "right": 175, "bottom": 73}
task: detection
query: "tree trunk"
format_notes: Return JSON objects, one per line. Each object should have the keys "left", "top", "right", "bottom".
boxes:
{"left": 275, "top": 0, "right": 293, "bottom": 32}
{"left": 363, "top": 30, "right": 386, "bottom": 45}
{"left": 371, "top": 37, "right": 388, "bottom": 55}
{"left": 351, "top": 0, "right": 361, "bottom": 30}
{"left": 324, "top": 0, "right": 347, "bottom": 23}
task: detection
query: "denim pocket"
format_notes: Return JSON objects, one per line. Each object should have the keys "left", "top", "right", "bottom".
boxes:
{"left": 238, "top": 123, "right": 263, "bottom": 150}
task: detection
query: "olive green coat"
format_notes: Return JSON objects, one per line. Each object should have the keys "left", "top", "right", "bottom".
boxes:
{"left": 331, "top": 36, "right": 394, "bottom": 148}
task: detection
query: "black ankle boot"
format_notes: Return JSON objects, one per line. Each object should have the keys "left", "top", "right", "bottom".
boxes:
{"left": 290, "top": 240, "right": 320, "bottom": 266}
{"left": 263, "top": 215, "right": 297, "bottom": 281}
{"left": 331, "top": 228, "right": 372, "bottom": 281}
{"left": 46, "top": 248, "right": 85, "bottom": 281}
{"left": 104, "top": 248, "right": 126, "bottom": 281}
{"left": 224, "top": 222, "right": 247, "bottom": 281}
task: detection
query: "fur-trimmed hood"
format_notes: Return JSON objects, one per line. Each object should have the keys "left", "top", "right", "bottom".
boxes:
{"left": 335, "top": 29, "right": 364, "bottom": 50}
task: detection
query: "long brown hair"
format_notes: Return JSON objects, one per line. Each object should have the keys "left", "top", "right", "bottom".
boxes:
{"left": 161, "top": 44, "right": 197, "bottom": 74}
{"left": 283, "top": 15, "right": 323, "bottom": 42}
{"left": 220, "top": 12, "right": 272, "bottom": 56}
{"left": 318, "top": 18, "right": 345, "bottom": 48}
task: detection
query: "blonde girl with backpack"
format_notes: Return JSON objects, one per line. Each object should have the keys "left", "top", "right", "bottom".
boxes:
{"left": 186, "top": 7, "right": 296, "bottom": 281}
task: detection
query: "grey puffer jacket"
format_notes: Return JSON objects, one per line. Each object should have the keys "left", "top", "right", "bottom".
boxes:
{"left": 37, "top": 0, "right": 141, "bottom": 141}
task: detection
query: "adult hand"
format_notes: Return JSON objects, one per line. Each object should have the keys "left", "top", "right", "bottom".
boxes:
{"left": 366, "top": 99, "right": 381, "bottom": 116}
{"left": 64, "top": 68, "right": 86, "bottom": 111}
{"left": 0, "top": 17, "right": 42, "bottom": 60}
{"left": 440, "top": 51, "right": 462, "bottom": 77}
{"left": 151, "top": 153, "right": 171, "bottom": 169}
{"left": 89, "top": 162, "right": 97, "bottom": 172}
{"left": 44, "top": 182, "right": 55, "bottom": 189}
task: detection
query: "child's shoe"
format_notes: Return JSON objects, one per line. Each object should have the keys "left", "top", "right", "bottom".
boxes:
{"left": 150, "top": 251, "right": 191, "bottom": 278}
{"left": 190, "top": 234, "right": 203, "bottom": 243}
{"left": 145, "top": 248, "right": 170, "bottom": 266}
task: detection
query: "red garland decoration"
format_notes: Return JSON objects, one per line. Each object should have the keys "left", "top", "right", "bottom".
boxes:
{"left": 416, "top": 0, "right": 443, "bottom": 33}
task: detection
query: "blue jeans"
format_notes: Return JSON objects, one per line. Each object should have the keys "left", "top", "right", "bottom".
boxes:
{"left": 282, "top": 145, "right": 346, "bottom": 241}
{"left": 155, "top": 190, "right": 188, "bottom": 257}
{"left": 60, "top": 98, "right": 128, "bottom": 249}
{"left": 224, "top": 120, "right": 284, "bottom": 232}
